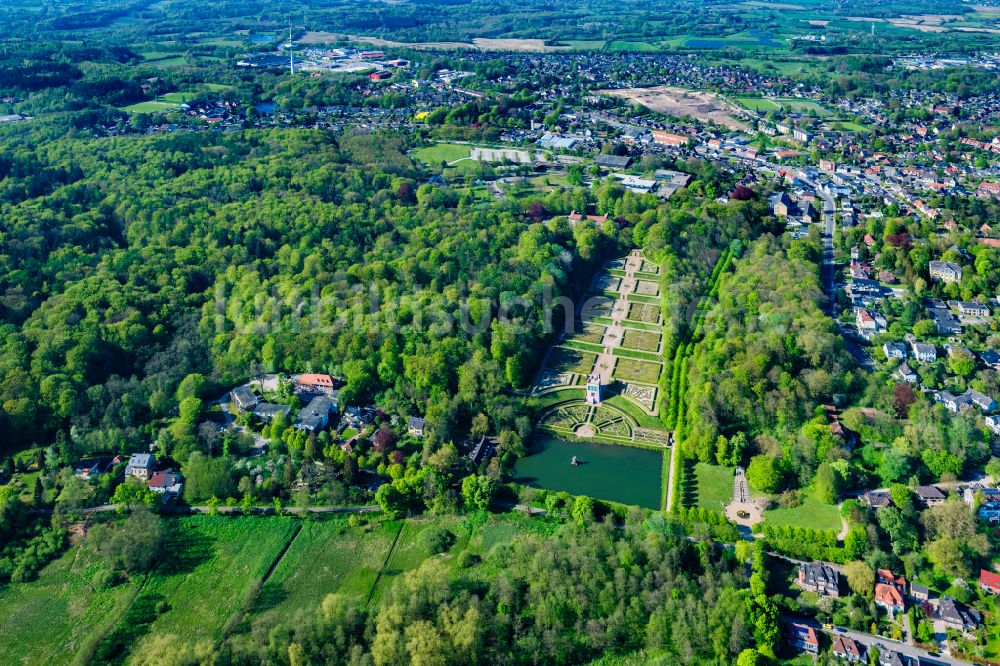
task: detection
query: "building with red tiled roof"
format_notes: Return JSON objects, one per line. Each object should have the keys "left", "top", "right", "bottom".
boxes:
{"left": 874, "top": 583, "right": 905, "bottom": 614}
{"left": 980, "top": 569, "right": 1000, "bottom": 594}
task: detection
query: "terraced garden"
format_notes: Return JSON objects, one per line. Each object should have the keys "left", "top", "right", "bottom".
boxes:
{"left": 627, "top": 302, "right": 660, "bottom": 324}
{"left": 613, "top": 358, "right": 662, "bottom": 384}
{"left": 622, "top": 329, "right": 661, "bottom": 353}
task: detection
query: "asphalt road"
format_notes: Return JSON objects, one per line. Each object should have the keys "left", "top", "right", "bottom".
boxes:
{"left": 788, "top": 615, "right": 970, "bottom": 665}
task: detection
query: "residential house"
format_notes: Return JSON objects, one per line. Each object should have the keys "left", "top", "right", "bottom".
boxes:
{"left": 855, "top": 307, "right": 886, "bottom": 339}
{"left": 981, "top": 350, "right": 1000, "bottom": 369}
{"left": 958, "top": 301, "right": 990, "bottom": 318}
{"left": 125, "top": 453, "right": 156, "bottom": 481}
{"left": 928, "top": 307, "right": 962, "bottom": 335}
{"left": 148, "top": 469, "right": 183, "bottom": 500}
{"left": 862, "top": 490, "right": 893, "bottom": 509}
{"left": 895, "top": 363, "right": 918, "bottom": 384}
{"left": 343, "top": 406, "right": 375, "bottom": 430}
{"left": 937, "top": 597, "right": 982, "bottom": 634}
{"left": 928, "top": 260, "right": 963, "bottom": 284}
{"left": 294, "top": 395, "right": 336, "bottom": 432}
{"left": 797, "top": 561, "right": 841, "bottom": 597}
{"left": 877, "top": 569, "right": 907, "bottom": 595}
{"left": 874, "top": 583, "right": 905, "bottom": 615}
{"left": 231, "top": 386, "right": 258, "bottom": 412}
{"left": 832, "top": 635, "right": 864, "bottom": 662}
{"left": 784, "top": 622, "right": 819, "bottom": 655}
{"left": 408, "top": 416, "right": 426, "bottom": 438}
{"left": 986, "top": 415, "right": 1000, "bottom": 435}
{"left": 911, "top": 342, "right": 936, "bottom": 363}
{"left": 468, "top": 435, "right": 496, "bottom": 467}
{"left": 772, "top": 192, "right": 793, "bottom": 217}
{"left": 878, "top": 650, "right": 908, "bottom": 666}
{"left": 909, "top": 583, "right": 930, "bottom": 602}
{"left": 567, "top": 211, "right": 609, "bottom": 226}
{"left": 651, "top": 130, "right": 689, "bottom": 147}
{"left": 980, "top": 569, "right": 1000, "bottom": 595}
{"left": 968, "top": 389, "right": 997, "bottom": 412}
{"left": 883, "top": 341, "right": 907, "bottom": 360}
{"left": 792, "top": 127, "right": 813, "bottom": 143}
{"left": 295, "top": 373, "right": 337, "bottom": 395}
{"left": 73, "top": 458, "right": 111, "bottom": 480}
{"left": 935, "top": 390, "right": 972, "bottom": 413}
{"left": 252, "top": 402, "right": 291, "bottom": 423}
{"left": 914, "top": 485, "right": 946, "bottom": 506}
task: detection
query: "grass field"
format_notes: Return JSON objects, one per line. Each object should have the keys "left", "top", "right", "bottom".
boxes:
{"left": 0, "top": 544, "right": 140, "bottom": 664}
{"left": 120, "top": 100, "right": 180, "bottom": 113}
{"left": 774, "top": 97, "right": 830, "bottom": 115}
{"left": 411, "top": 143, "right": 471, "bottom": 165}
{"left": 159, "top": 92, "right": 197, "bottom": 104}
{"left": 109, "top": 517, "right": 299, "bottom": 660}
{"left": 692, "top": 463, "right": 734, "bottom": 512}
{"left": 735, "top": 97, "right": 781, "bottom": 112}
{"left": 763, "top": 494, "right": 841, "bottom": 532}
{"left": 613, "top": 358, "right": 661, "bottom": 384}
{"left": 243, "top": 518, "right": 401, "bottom": 630}
{"left": 828, "top": 120, "right": 872, "bottom": 133}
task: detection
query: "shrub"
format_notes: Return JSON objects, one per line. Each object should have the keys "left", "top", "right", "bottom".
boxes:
{"left": 420, "top": 526, "right": 455, "bottom": 555}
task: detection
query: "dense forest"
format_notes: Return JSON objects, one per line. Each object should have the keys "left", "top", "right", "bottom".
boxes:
{"left": 0, "top": 122, "right": 616, "bottom": 459}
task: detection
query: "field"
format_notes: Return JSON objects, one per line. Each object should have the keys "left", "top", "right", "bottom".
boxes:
{"left": 120, "top": 100, "right": 181, "bottom": 114}
{"left": 627, "top": 302, "right": 660, "bottom": 324}
{"left": 0, "top": 544, "right": 139, "bottom": 664}
{"left": 691, "top": 463, "right": 735, "bottom": 512}
{"left": 106, "top": 516, "right": 299, "bottom": 661}
{"left": 773, "top": 97, "right": 830, "bottom": 115}
{"left": 597, "top": 86, "right": 748, "bottom": 131}
{"left": 828, "top": 120, "right": 872, "bottom": 133}
{"left": 621, "top": 329, "right": 661, "bottom": 353}
{"left": 307, "top": 33, "right": 595, "bottom": 52}
{"left": 613, "top": 358, "right": 662, "bottom": 384}
{"left": 411, "top": 142, "right": 471, "bottom": 165}
{"left": 546, "top": 346, "right": 598, "bottom": 375}
{"left": 241, "top": 519, "right": 401, "bottom": 629}
{"left": 735, "top": 97, "right": 781, "bottom": 112}
{"left": 762, "top": 494, "right": 842, "bottom": 532}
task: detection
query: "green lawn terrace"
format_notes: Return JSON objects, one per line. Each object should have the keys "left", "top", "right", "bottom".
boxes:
{"left": 683, "top": 462, "right": 843, "bottom": 533}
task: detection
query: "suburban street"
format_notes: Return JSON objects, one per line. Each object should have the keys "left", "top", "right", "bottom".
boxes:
{"left": 789, "top": 615, "right": 967, "bottom": 665}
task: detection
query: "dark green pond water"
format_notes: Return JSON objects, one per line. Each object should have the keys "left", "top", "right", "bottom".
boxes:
{"left": 513, "top": 435, "right": 663, "bottom": 509}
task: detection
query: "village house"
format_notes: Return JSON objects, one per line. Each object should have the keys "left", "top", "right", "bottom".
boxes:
{"left": 878, "top": 650, "right": 907, "bottom": 666}
{"left": 295, "top": 373, "right": 338, "bottom": 396}
{"left": 784, "top": 622, "right": 819, "bottom": 655}
{"left": 958, "top": 301, "right": 990, "bottom": 318}
{"left": 797, "top": 561, "right": 841, "bottom": 597}
{"left": 980, "top": 569, "right": 1000, "bottom": 595}
{"left": 294, "top": 395, "right": 337, "bottom": 432}
{"left": 928, "top": 260, "right": 963, "bottom": 284}
{"left": 231, "top": 385, "right": 259, "bottom": 412}
{"left": 253, "top": 402, "right": 291, "bottom": 423}
{"left": 981, "top": 350, "right": 1000, "bottom": 369}
{"left": 986, "top": 415, "right": 1000, "bottom": 436}
{"left": 567, "top": 211, "right": 609, "bottom": 226}
{"left": 883, "top": 341, "right": 907, "bottom": 360}
{"left": 862, "top": 490, "right": 893, "bottom": 509}
{"left": 832, "top": 635, "right": 864, "bottom": 662}
{"left": 855, "top": 307, "right": 886, "bottom": 339}
{"left": 148, "top": 469, "right": 183, "bottom": 501}
{"left": 909, "top": 583, "right": 930, "bottom": 602}
{"left": 343, "top": 406, "right": 375, "bottom": 430}
{"left": 895, "top": 363, "right": 918, "bottom": 384}
{"left": 914, "top": 485, "right": 946, "bottom": 506}
{"left": 125, "top": 453, "right": 156, "bottom": 481}
{"left": 651, "top": 130, "right": 689, "bottom": 147}
{"left": 874, "top": 583, "right": 905, "bottom": 615}
{"left": 936, "top": 597, "right": 982, "bottom": 635}
{"left": 877, "top": 569, "right": 907, "bottom": 595}
{"left": 408, "top": 416, "right": 425, "bottom": 438}
{"left": 911, "top": 341, "right": 936, "bottom": 363}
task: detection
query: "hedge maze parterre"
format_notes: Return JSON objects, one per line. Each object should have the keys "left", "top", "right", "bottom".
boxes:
{"left": 546, "top": 346, "right": 597, "bottom": 375}
{"left": 613, "top": 357, "right": 662, "bottom": 385}
{"left": 621, "top": 329, "right": 661, "bottom": 353}
{"left": 627, "top": 302, "right": 660, "bottom": 324}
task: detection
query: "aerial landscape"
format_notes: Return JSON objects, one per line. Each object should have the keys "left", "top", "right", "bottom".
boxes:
{"left": 2, "top": 0, "right": 1000, "bottom": 664}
